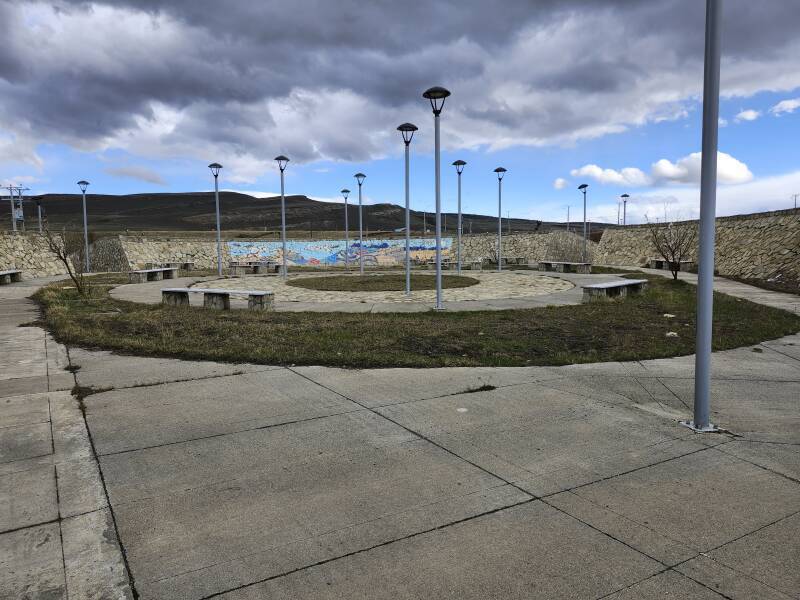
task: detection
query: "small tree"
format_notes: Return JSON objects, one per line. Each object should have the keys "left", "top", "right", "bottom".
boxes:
{"left": 43, "top": 225, "right": 88, "bottom": 296}
{"left": 645, "top": 215, "right": 697, "bottom": 280}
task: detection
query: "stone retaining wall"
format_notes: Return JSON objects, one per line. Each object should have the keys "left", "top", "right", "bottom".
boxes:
{"left": 461, "top": 231, "right": 598, "bottom": 263}
{"left": 595, "top": 209, "right": 799, "bottom": 281}
{"left": 0, "top": 233, "right": 69, "bottom": 278}
{"left": 90, "top": 236, "right": 231, "bottom": 271}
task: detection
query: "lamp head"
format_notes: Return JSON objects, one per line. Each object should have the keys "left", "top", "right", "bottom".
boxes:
{"left": 77, "top": 180, "right": 90, "bottom": 193}
{"left": 578, "top": 183, "right": 588, "bottom": 192}
{"left": 453, "top": 159, "right": 466, "bottom": 174}
{"left": 494, "top": 167, "right": 507, "bottom": 181}
{"left": 274, "top": 155, "right": 289, "bottom": 171}
{"left": 354, "top": 172, "right": 366, "bottom": 186}
{"left": 207, "top": 163, "right": 222, "bottom": 177}
{"left": 621, "top": 193, "right": 630, "bottom": 199}
{"left": 397, "top": 122, "right": 418, "bottom": 145}
{"left": 422, "top": 86, "right": 451, "bottom": 115}
{"left": 340, "top": 188, "right": 350, "bottom": 200}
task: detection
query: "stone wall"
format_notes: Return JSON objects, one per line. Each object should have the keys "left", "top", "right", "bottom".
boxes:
{"left": 461, "top": 231, "right": 599, "bottom": 263}
{"left": 595, "top": 209, "right": 799, "bottom": 281}
{"left": 0, "top": 233, "right": 69, "bottom": 278}
{"left": 90, "top": 236, "right": 231, "bottom": 271}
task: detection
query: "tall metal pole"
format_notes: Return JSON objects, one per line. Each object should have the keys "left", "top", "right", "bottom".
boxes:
{"left": 213, "top": 174, "right": 222, "bottom": 276}
{"left": 434, "top": 111, "right": 443, "bottom": 309}
{"left": 342, "top": 190, "right": 350, "bottom": 270}
{"left": 566, "top": 205, "right": 570, "bottom": 233}
{"left": 81, "top": 188, "right": 90, "bottom": 272}
{"left": 623, "top": 199, "right": 627, "bottom": 225}
{"left": 404, "top": 143, "right": 411, "bottom": 295}
{"left": 688, "top": 0, "right": 722, "bottom": 433}
{"left": 497, "top": 176, "right": 503, "bottom": 272}
{"left": 457, "top": 169, "right": 462, "bottom": 274}
{"left": 582, "top": 188, "right": 587, "bottom": 261}
{"left": 37, "top": 201, "right": 42, "bottom": 233}
{"left": 7, "top": 186, "right": 17, "bottom": 233}
{"left": 357, "top": 176, "right": 365, "bottom": 275}
{"left": 280, "top": 168, "right": 287, "bottom": 278}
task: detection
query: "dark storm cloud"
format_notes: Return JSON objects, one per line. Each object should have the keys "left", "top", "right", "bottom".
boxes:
{"left": 2, "top": 0, "right": 800, "bottom": 178}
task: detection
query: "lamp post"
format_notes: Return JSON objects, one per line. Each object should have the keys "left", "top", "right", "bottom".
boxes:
{"left": 398, "top": 123, "right": 418, "bottom": 295}
{"left": 566, "top": 205, "right": 570, "bottom": 233}
{"left": 686, "top": 0, "right": 722, "bottom": 433}
{"left": 76, "top": 180, "right": 91, "bottom": 272}
{"left": 207, "top": 163, "right": 223, "bottom": 276}
{"left": 494, "top": 167, "right": 507, "bottom": 271}
{"left": 354, "top": 173, "right": 366, "bottom": 275}
{"left": 274, "top": 156, "right": 290, "bottom": 278}
{"left": 423, "top": 86, "right": 450, "bottom": 310}
{"left": 621, "top": 194, "right": 629, "bottom": 225}
{"left": 6, "top": 185, "right": 18, "bottom": 233}
{"left": 578, "top": 184, "right": 588, "bottom": 261}
{"left": 452, "top": 160, "right": 466, "bottom": 274}
{"left": 341, "top": 189, "right": 350, "bottom": 270}
{"left": 36, "top": 200, "right": 43, "bottom": 233}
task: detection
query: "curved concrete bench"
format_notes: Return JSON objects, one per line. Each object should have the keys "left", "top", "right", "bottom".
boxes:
{"left": 539, "top": 261, "right": 591, "bottom": 274}
{"left": 162, "top": 287, "right": 274, "bottom": 311}
{"left": 129, "top": 267, "right": 178, "bottom": 283}
{"left": 0, "top": 269, "right": 22, "bottom": 284}
{"left": 581, "top": 279, "right": 648, "bottom": 303}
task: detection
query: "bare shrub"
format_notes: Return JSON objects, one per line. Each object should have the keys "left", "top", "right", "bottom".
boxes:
{"left": 43, "top": 225, "right": 88, "bottom": 296}
{"left": 645, "top": 213, "right": 697, "bottom": 280}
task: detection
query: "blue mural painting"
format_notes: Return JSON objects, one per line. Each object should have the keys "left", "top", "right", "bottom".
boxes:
{"left": 228, "top": 238, "right": 453, "bottom": 267}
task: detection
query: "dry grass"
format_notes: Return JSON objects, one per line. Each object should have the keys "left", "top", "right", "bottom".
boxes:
{"left": 287, "top": 274, "right": 479, "bottom": 292}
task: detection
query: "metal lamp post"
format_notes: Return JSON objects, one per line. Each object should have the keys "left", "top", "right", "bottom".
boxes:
{"left": 494, "top": 167, "right": 507, "bottom": 271}
{"left": 578, "top": 184, "right": 588, "bottom": 261}
{"left": 354, "top": 173, "right": 366, "bottom": 275}
{"left": 621, "top": 194, "right": 629, "bottom": 226}
{"left": 207, "top": 163, "right": 223, "bottom": 276}
{"left": 398, "top": 123, "right": 418, "bottom": 295}
{"left": 423, "top": 86, "right": 450, "bottom": 310}
{"left": 341, "top": 189, "right": 350, "bottom": 270}
{"left": 452, "top": 160, "right": 466, "bottom": 274}
{"left": 76, "top": 180, "right": 91, "bottom": 272}
{"left": 566, "top": 205, "right": 570, "bottom": 233}
{"left": 6, "top": 185, "right": 19, "bottom": 233}
{"left": 685, "top": 0, "right": 722, "bottom": 433}
{"left": 275, "top": 156, "right": 290, "bottom": 278}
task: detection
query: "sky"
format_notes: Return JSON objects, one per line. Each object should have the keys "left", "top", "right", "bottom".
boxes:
{"left": 1, "top": 0, "right": 800, "bottom": 225}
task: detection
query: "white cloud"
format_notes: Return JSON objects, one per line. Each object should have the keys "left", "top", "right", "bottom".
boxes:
{"left": 105, "top": 166, "right": 166, "bottom": 185}
{"left": 718, "top": 118, "right": 728, "bottom": 127}
{"left": 770, "top": 98, "right": 800, "bottom": 116}
{"left": 734, "top": 109, "right": 761, "bottom": 122}
{"left": 651, "top": 152, "right": 753, "bottom": 185}
{"left": 569, "top": 165, "right": 651, "bottom": 187}
{"left": 553, "top": 177, "right": 568, "bottom": 190}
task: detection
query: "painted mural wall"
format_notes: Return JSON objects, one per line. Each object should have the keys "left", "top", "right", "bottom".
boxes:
{"left": 229, "top": 238, "right": 453, "bottom": 267}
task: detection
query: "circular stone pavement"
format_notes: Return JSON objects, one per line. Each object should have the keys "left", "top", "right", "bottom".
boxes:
{"left": 201, "top": 270, "right": 574, "bottom": 304}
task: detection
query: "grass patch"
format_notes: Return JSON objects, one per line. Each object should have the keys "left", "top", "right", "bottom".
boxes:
{"left": 287, "top": 273, "right": 479, "bottom": 292}
{"left": 33, "top": 273, "right": 800, "bottom": 369}
{"left": 591, "top": 266, "right": 643, "bottom": 275}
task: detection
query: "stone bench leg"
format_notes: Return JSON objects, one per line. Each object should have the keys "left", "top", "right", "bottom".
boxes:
{"left": 248, "top": 293, "right": 274, "bottom": 311}
{"left": 128, "top": 273, "right": 146, "bottom": 283}
{"left": 10, "top": 272, "right": 22, "bottom": 282}
{"left": 162, "top": 290, "right": 190, "bottom": 307}
{"left": 163, "top": 269, "right": 177, "bottom": 280}
{"left": 231, "top": 266, "right": 246, "bottom": 277}
{"left": 0, "top": 274, "right": 10, "bottom": 285}
{"left": 204, "top": 292, "right": 230, "bottom": 310}
{"left": 577, "top": 265, "right": 591, "bottom": 274}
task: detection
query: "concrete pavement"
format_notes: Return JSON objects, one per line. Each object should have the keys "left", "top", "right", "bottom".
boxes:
{"left": 2, "top": 274, "right": 799, "bottom": 599}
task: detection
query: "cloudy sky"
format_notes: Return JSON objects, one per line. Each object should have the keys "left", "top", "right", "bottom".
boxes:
{"left": 2, "top": 0, "right": 800, "bottom": 224}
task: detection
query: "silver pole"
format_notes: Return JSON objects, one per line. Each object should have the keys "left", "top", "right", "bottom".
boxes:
{"left": 457, "top": 170, "right": 462, "bottom": 274}
{"left": 434, "top": 112, "right": 443, "bottom": 309}
{"left": 617, "top": 200, "right": 621, "bottom": 225}
{"left": 82, "top": 190, "right": 90, "bottom": 272}
{"left": 497, "top": 177, "right": 502, "bottom": 272}
{"left": 582, "top": 189, "right": 587, "bottom": 262}
{"left": 280, "top": 169, "right": 287, "bottom": 278}
{"left": 37, "top": 203, "right": 42, "bottom": 233}
{"left": 8, "top": 187, "right": 16, "bottom": 233}
{"left": 404, "top": 143, "right": 411, "bottom": 295}
{"left": 623, "top": 200, "right": 627, "bottom": 225}
{"left": 566, "top": 206, "right": 570, "bottom": 233}
{"left": 358, "top": 182, "right": 364, "bottom": 275}
{"left": 690, "top": 0, "right": 722, "bottom": 432}
{"left": 344, "top": 196, "right": 349, "bottom": 270}
{"left": 213, "top": 175, "right": 222, "bottom": 276}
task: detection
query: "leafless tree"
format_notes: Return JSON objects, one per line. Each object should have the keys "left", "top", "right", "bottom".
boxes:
{"left": 43, "top": 224, "right": 88, "bottom": 296}
{"left": 644, "top": 213, "right": 697, "bottom": 280}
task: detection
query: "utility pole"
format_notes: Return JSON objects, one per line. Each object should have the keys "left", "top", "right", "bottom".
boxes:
{"left": 793, "top": 194, "right": 798, "bottom": 212}
{"left": 566, "top": 206, "right": 570, "bottom": 233}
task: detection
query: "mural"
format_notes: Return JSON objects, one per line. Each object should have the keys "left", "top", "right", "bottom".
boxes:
{"left": 228, "top": 238, "right": 453, "bottom": 267}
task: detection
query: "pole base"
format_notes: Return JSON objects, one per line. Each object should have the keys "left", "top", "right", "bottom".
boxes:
{"left": 433, "top": 305, "right": 446, "bottom": 312}
{"left": 679, "top": 420, "right": 721, "bottom": 433}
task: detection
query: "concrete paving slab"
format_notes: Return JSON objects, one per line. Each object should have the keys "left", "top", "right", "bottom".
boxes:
{"left": 0, "top": 421, "right": 52, "bottom": 464}
{"left": 659, "top": 378, "right": 800, "bottom": 442}
{"left": 56, "top": 458, "right": 107, "bottom": 519}
{"left": 760, "top": 334, "right": 800, "bottom": 361}
{"left": 716, "top": 440, "right": 800, "bottom": 482}
{"left": 100, "top": 411, "right": 529, "bottom": 599}
{"left": 0, "top": 392, "right": 50, "bottom": 428}
{"left": 375, "top": 382, "right": 707, "bottom": 496}
{"left": 702, "top": 512, "right": 800, "bottom": 598}
{"left": 69, "top": 346, "right": 279, "bottom": 391}
{"left": 219, "top": 501, "right": 661, "bottom": 600}
{"left": 293, "top": 365, "right": 563, "bottom": 408}
{"left": 61, "top": 508, "right": 133, "bottom": 600}
{"left": 676, "top": 555, "right": 795, "bottom": 600}
{"left": 572, "top": 449, "right": 800, "bottom": 553}
{"left": 0, "top": 465, "right": 57, "bottom": 533}
{"left": 85, "top": 369, "right": 361, "bottom": 455}
{"left": 0, "top": 375, "right": 51, "bottom": 398}
{"left": 602, "top": 570, "right": 723, "bottom": 599}
{"left": 0, "top": 523, "right": 66, "bottom": 599}
{"left": 638, "top": 347, "right": 800, "bottom": 381}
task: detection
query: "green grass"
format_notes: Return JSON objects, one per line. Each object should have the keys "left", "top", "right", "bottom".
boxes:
{"left": 287, "top": 273, "right": 479, "bottom": 292}
{"left": 33, "top": 273, "right": 800, "bottom": 369}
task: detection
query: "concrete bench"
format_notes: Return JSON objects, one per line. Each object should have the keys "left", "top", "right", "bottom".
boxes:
{"left": 128, "top": 267, "right": 179, "bottom": 283}
{"left": 582, "top": 279, "right": 648, "bottom": 303}
{"left": 649, "top": 258, "right": 695, "bottom": 272}
{"left": 162, "top": 287, "right": 274, "bottom": 311}
{"left": 539, "top": 261, "right": 592, "bottom": 274}
{"left": 508, "top": 256, "right": 527, "bottom": 265}
{"left": 230, "top": 261, "right": 279, "bottom": 276}
{"left": 0, "top": 269, "right": 23, "bottom": 284}
{"left": 469, "top": 260, "right": 483, "bottom": 271}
